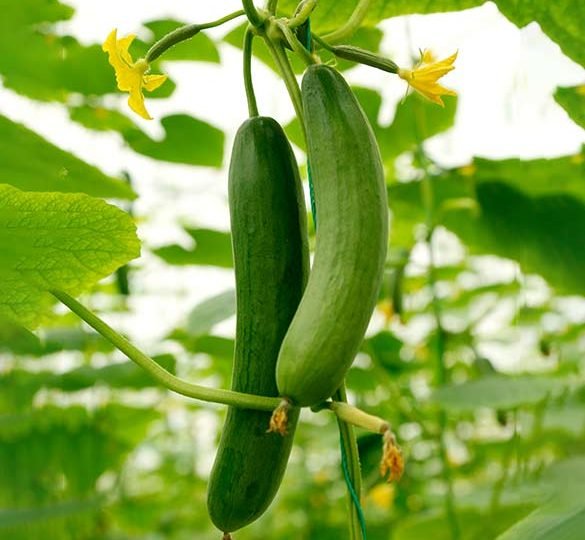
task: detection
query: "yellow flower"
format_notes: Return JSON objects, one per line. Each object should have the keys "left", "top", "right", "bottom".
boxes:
{"left": 102, "top": 29, "right": 167, "bottom": 120}
{"left": 398, "top": 50, "right": 457, "bottom": 107}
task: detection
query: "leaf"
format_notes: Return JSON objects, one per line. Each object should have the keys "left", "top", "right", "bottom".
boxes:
{"left": 494, "top": 0, "right": 585, "bottom": 67}
{"left": 432, "top": 375, "right": 566, "bottom": 412}
{"left": 123, "top": 114, "right": 224, "bottom": 167}
{"left": 394, "top": 505, "right": 532, "bottom": 540}
{"left": 153, "top": 227, "right": 233, "bottom": 268}
{"left": 444, "top": 182, "right": 585, "bottom": 296}
{"left": 0, "top": 115, "right": 135, "bottom": 199}
{"left": 0, "top": 318, "right": 41, "bottom": 355}
{"left": 497, "top": 503, "right": 585, "bottom": 540}
{"left": 0, "top": 498, "right": 101, "bottom": 529}
{"left": 470, "top": 152, "right": 585, "bottom": 204}
{"left": 278, "top": 0, "right": 486, "bottom": 32}
{"left": 353, "top": 89, "right": 457, "bottom": 163}
{"left": 186, "top": 290, "right": 236, "bottom": 336}
{"left": 69, "top": 108, "right": 225, "bottom": 167}
{"left": 555, "top": 86, "right": 585, "bottom": 129}
{"left": 0, "top": 184, "right": 140, "bottom": 328}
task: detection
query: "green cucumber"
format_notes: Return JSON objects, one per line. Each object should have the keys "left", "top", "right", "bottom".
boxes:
{"left": 207, "top": 117, "right": 309, "bottom": 533}
{"left": 276, "top": 64, "right": 388, "bottom": 407}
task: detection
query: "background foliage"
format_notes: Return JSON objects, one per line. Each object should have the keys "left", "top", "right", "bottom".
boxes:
{"left": 0, "top": 0, "right": 584, "bottom": 539}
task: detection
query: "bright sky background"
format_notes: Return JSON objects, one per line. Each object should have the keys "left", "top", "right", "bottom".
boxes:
{"left": 1, "top": 1, "right": 583, "bottom": 347}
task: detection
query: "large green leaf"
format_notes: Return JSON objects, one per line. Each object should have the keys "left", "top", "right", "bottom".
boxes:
{"left": 153, "top": 227, "right": 233, "bottom": 267}
{"left": 389, "top": 152, "right": 585, "bottom": 295}
{"left": 494, "top": 0, "right": 585, "bottom": 67}
{"left": 0, "top": 115, "right": 135, "bottom": 199}
{"left": 432, "top": 375, "right": 566, "bottom": 411}
{"left": 470, "top": 153, "right": 585, "bottom": 203}
{"left": 0, "top": 184, "right": 140, "bottom": 328}
{"left": 555, "top": 86, "right": 585, "bottom": 129}
{"left": 186, "top": 290, "right": 236, "bottom": 336}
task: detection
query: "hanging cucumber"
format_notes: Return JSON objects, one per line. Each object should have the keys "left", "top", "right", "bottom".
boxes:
{"left": 276, "top": 64, "right": 388, "bottom": 407}
{"left": 207, "top": 117, "right": 309, "bottom": 534}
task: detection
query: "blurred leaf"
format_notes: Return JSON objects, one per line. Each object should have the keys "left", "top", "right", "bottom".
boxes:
{"left": 69, "top": 108, "right": 224, "bottom": 167}
{"left": 277, "top": 0, "right": 485, "bottom": 32}
{"left": 0, "top": 497, "right": 101, "bottom": 528}
{"left": 494, "top": 0, "right": 585, "bottom": 67}
{"left": 432, "top": 375, "right": 566, "bottom": 412}
{"left": 154, "top": 227, "right": 233, "bottom": 268}
{"left": 0, "top": 318, "right": 41, "bottom": 355}
{"left": 352, "top": 89, "right": 457, "bottom": 163}
{"left": 186, "top": 290, "right": 235, "bottom": 336}
{"left": 555, "top": 86, "right": 585, "bottom": 129}
{"left": 444, "top": 182, "right": 585, "bottom": 296}
{"left": 363, "top": 330, "right": 409, "bottom": 375}
{"left": 0, "top": 115, "right": 135, "bottom": 199}
{"left": 124, "top": 114, "right": 224, "bottom": 167}
{"left": 394, "top": 505, "right": 532, "bottom": 540}
{"left": 470, "top": 152, "right": 585, "bottom": 203}
{"left": 0, "top": 184, "right": 140, "bottom": 328}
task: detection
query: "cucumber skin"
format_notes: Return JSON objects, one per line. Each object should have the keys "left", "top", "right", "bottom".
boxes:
{"left": 207, "top": 117, "right": 309, "bottom": 533}
{"left": 276, "top": 64, "right": 388, "bottom": 407}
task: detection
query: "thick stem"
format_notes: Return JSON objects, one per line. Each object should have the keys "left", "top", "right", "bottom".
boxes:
{"left": 275, "top": 19, "right": 316, "bottom": 66}
{"left": 146, "top": 10, "right": 245, "bottom": 62}
{"left": 242, "top": 0, "right": 264, "bottom": 27}
{"left": 266, "top": 0, "right": 279, "bottom": 14}
{"left": 243, "top": 27, "right": 259, "bottom": 116}
{"left": 263, "top": 36, "right": 306, "bottom": 140}
{"left": 50, "top": 290, "right": 281, "bottom": 411}
{"left": 287, "top": 0, "right": 318, "bottom": 28}
{"left": 322, "top": 0, "right": 372, "bottom": 43}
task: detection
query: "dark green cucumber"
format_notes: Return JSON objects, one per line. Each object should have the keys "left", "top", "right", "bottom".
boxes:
{"left": 207, "top": 117, "right": 309, "bottom": 533}
{"left": 276, "top": 64, "right": 388, "bottom": 407}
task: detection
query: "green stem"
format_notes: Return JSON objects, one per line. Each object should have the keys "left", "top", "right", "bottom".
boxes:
{"left": 334, "top": 385, "right": 365, "bottom": 540}
{"left": 326, "top": 43, "right": 398, "bottom": 74}
{"left": 242, "top": 0, "right": 264, "bottom": 27}
{"left": 146, "top": 10, "right": 245, "bottom": 62}
{"left": 322, "top": 0, "right": 372, "bottom": 43}
{"left": 275, "top": 19, "right": 316, "bottom": 66}
{"left": 287, "top": 0, "right": 318, "bottom": 27}
{"left": 243, "top": 27, "right": 259, "bottom": 116}
{"left": 263, "top": 36, "right": 306, "bottom": 140}
{"left": 266, "top": 0, "right": 279, "bottom": 14}
{"left": 50, "top": 290, "right": 281, "bottom": 411}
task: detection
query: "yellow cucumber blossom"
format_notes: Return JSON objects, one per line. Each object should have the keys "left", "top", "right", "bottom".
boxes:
{"left": 398, "top": 50, "right": 457, "bottom": 107}
{"left": 102, "top": 29, "right": 167, "bottom": 120}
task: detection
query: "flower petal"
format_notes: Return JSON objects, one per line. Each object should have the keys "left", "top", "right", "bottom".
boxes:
{"left": 143, "top": 74, "right": 168, "bottom": 92}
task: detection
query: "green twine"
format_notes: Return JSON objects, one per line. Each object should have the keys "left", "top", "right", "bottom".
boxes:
{"left": 302, "top": 18, "right": 366, "bottom": 539}
{"left": 303, "top": 19, "right": 318, "bottom": 229}
{"left": 340, "top": 433, "right": 368, "bottom": 539}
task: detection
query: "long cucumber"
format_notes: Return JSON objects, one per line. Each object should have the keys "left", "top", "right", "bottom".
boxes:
{"left": 207, "top": 117, "right": 309, "bottom": 534}
{"left": 276, "top": 64, "right": 388, "bottom": 407}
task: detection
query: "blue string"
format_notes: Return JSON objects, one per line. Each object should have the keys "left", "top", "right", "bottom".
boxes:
{"left": 302, "top": 19, "right": 366, "bottom": 538}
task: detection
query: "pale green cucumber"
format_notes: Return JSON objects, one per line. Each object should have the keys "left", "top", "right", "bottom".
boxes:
{"left": 276, "top": 64, "right": 388, "bottom": 407}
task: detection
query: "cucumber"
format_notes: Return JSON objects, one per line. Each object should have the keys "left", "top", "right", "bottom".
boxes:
{"left": 207, "top": 117, "right": 309, "bottom": 533}
{"left": 276, "top": 64, "right": 388, "bottom": 407}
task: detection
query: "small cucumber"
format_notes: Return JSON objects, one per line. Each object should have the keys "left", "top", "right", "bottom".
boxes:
{"left": 207, "top": 117, "right": 309, "bottom": 533}
{"left": 276, "top": 64, "right": 388, "bottom": 407}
